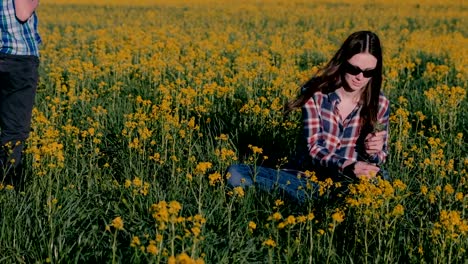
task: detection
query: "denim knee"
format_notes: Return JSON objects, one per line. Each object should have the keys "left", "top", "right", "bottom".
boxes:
{"left": 378, "top": 168, "right": 391, "bottom": 181}
{"left": 226, "top": 164, "right": 254, "bottom": 187}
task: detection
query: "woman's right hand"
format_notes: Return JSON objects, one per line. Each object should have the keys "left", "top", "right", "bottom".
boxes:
{"left": 353, "top": 161, "right": 380, "bottom": 179}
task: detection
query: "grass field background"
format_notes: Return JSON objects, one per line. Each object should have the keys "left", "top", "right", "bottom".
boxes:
{"left": 0, "top": 0, "right": 467, "bottom": 263}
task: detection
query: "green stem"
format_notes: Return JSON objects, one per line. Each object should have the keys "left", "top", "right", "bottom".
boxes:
{"left": 112, "top": 230, "right": 118, "bottom": 264}
{"left": 171, "top": 222, "right": 175, "bottom": 258}
{"left": 326, "top": 223, "right": 336, "bottom": 264}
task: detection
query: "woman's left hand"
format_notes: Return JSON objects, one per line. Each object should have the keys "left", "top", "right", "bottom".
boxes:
{"left": 365, "top": 131, "right": 386, "bottom": 155}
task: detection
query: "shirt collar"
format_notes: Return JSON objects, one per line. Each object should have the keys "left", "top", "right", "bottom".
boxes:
{"left": 328, "top": 90, "right": 364, "bottom": 106}
{"left": 327, "top": 91, "right": 341, "bottom": 104}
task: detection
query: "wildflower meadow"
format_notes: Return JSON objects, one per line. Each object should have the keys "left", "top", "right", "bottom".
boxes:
{"left": 0, "top": 0, "right": 467, "bottom": 263}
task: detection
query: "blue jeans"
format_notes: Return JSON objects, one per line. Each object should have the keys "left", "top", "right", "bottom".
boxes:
{"left": 226, "top": 164, "right": 391, "bottom": 204}
{"left": 0, "top": 53, "right": 39, "bottom": 183}
{"left": 226, "top": 164, "right": 318, "bottom": 203}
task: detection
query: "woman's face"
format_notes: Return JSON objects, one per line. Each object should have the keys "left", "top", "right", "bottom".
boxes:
{"left": 343, "top": 52, "right": 378, "bottom": 92}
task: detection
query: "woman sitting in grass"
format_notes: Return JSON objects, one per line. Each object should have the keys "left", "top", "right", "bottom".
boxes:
{"left": 226, "top": 30, "right": 390, "bottom": 203}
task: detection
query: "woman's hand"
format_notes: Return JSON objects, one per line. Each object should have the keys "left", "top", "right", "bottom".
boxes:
{"left": 353, "top": 161, "right": 380, "bottom": 179}
{"left": 364, "top": 131, "right": 386, "bottom": 155}
{"left": 343, "top": 160, "right": 380, "bottom": 179}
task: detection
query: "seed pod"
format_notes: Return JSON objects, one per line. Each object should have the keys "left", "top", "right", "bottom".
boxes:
{"left": 373, "top": 123, "right": 385, "bottom": 133}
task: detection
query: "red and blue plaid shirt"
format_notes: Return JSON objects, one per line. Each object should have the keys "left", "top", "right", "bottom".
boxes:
{"left": 303, "top": 91, "right": 390, "bottom": 172}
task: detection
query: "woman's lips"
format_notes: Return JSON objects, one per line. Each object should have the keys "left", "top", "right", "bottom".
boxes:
{"left": 352, "top": 80, "right": 363, "bottom": 87}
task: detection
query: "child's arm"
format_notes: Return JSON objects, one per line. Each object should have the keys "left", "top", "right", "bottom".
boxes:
{"left": 14, "top": 0, "right": 39, "bottom": 22}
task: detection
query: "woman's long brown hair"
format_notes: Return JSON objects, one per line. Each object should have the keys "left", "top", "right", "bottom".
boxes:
{"left": 284, "top": 31, "right": 383, "bottom": 129}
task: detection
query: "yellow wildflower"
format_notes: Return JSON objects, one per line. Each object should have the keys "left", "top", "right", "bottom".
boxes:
{"left": 146, "top": 244, "right": 158, "bottom": 255}
{"left": 332, "top": 210, "right": 345, "bottom": 223}
{"left": 274, "top": 199, "right": 284, "bottom": 208}
{"left": 232, "top": 187, "right": 245, "bottom": 198}
{"left": 248, "top": 144, "right": 263, "bottom": 154}
{"left": 421, "top": 185, "right": 428, "bottom": 195}
{"left": 262, "top": 238, "right": 277, "bottom": 247}
{"left": 191, "top": 227, "right": 201, "bottom": 237}
{"left": 195, "top": 162, "right": 212, "bottom": 174}
{"left": 130, "top": 236, "right": 141, "bottom": 247}
{"left": 124, "top": 179, "right": 132, "bottom": 188}
{"left": 208, "top": 172, "right": 222, "bottom": 186}
{"left": 168, "top": 201, "right": 182, "bottom": 215}
{"left": 392, "top": 204, "right": 405, "bottom": 217}
{"left": 270, "top": 212, "right": 282, "bottom": 221}
{"left": 112, "top": 216, "right": 124, "bottom": 230}
{"left": 132, "top": 177, "right": 142, "bottom": 187}
{"left": 443, "top": 184, "right": 454, "bottom": 195}
{"left": 286, "top": 215, "right": 296, "bottom": 225}
{"left": 248, "top": 221, "right": 257, "bottom": 232}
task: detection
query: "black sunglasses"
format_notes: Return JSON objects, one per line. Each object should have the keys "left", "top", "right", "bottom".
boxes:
{"left": 343, "top": 61, "right": 376, "bottom": 78}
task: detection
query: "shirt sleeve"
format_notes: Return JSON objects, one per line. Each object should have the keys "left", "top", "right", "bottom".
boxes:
{"left": 367, "top": 95, "right": 390, "bottom": 165}
{"left": 303, "top": 97, "right": 348, "bottom": 172}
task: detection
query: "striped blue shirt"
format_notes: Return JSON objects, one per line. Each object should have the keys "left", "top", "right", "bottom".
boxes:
{"left": 0, "top": 0, "right": 41, "bottom": 56}
{"left": 303, "top": 91, "right": 390, "bottom": 172}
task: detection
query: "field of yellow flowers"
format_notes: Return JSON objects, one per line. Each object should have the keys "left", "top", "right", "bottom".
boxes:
{"left": 0, "top": 0, "right": 467, "bottom": 263}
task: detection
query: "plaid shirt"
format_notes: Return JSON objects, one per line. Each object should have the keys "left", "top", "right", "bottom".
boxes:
{"left": 0, "top": 1, "right": 41, "bottom": 56}
{"left": 303, "top": 90, "right": 390, "bottom": 172}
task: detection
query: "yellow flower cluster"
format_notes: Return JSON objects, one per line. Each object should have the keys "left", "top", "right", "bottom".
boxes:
{"left": 248, "top": 144, "right": 263, "bottom": 155}
{"left": 346, "top": 178, "right": 408, "bottom": 222}
{"left": 248, "top": 221, "right": 257, "bottom": 232}
{"left": 194, "top": 162, "right": 212, "bottom": 175}
{"left": 432, "top": 210, "right": 468, "bottom": 241}
{"left": 214, "top": 147, "right": 237, "bottom": 162}
{"left": 26, "top": 109, "right": 65, "bottom": 173}
{"left": 0, "top": 184, "right": 14, "bottom": 191}
{"left": 208, "top": 172, "right": 222, "bottom": 186}
{"left": 111, "top": 216, "right": 124, "bottom": 231}
{"left": 124, "top": 176, "right": 150, "bottom": 196}
{"left": 228, "top": 186, "right": 245, "bottom": 198}
{"left": 150, "top": 201, "right": 184, "bottom": 229}
{"left": 331, "top": 209, "right": 345, "bottom": 223}
{"left": 268, "top": 210, "right": 314, "bottom": 230}
{"left": 149, "top": 200, "right": 206, "bottom": 239}
{"left": 423, "top": 63, "right": 451, "bottom": 82}
{"left": 124, "top": 201, "right": 207, "bottom": 260}
{"left": 424, "top": 85, "right": 466, "bottom": 132}
{"left": 262, "top": 237, "right": 277, "bottom": 248}
{"left": 122, "top": 96, "right": 157, "bottom": 152}
{"left": 168, "top": 252, "right": 205, "bottom": 264}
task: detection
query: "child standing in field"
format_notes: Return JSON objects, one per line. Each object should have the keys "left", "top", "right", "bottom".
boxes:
{"left": 0, "top": 0, "right": 41, "bottom": 186}
{"left": 227, "top": 31, "right": 390, "bottom": 203}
